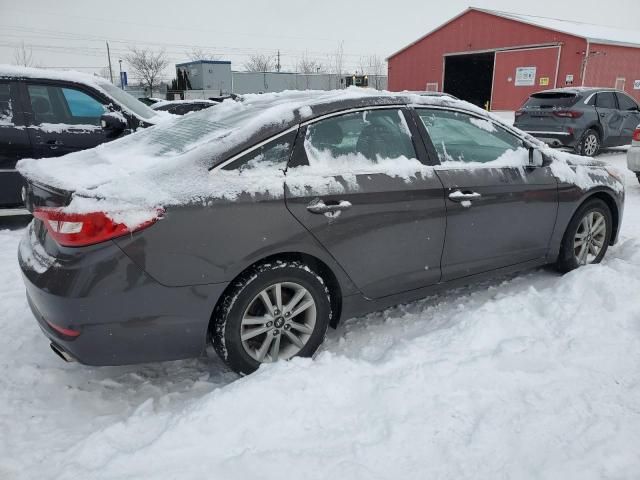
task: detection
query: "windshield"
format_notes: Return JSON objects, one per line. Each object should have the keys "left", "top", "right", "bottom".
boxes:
{"left": 100, "top": 82, "right": 159, "bottom": 121}
{"left": 523, "top": 92, "right": 579, "bottom": 109}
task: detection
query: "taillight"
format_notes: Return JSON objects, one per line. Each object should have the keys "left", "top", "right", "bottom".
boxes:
{"left": 553, "top": 110, "right": 583, "bottom": 119}
{"left": 633, "top": 128, "right": 640, "bottom": 142}
{"left": 33, "top": 208, "right": 160, "bottom": 247}
{"left": 46, "top": 319, "right": 80, "bottom": 338}
{"left": 514, "top": 110, "right": 524, "bottom": 118}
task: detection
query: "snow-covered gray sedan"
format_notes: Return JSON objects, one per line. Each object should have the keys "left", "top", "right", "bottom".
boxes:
{"left": 17, "top": 89, "right": 624, "bottom": 374}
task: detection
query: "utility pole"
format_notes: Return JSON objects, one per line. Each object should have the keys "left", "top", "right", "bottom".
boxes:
{"left": 106, "top": 41, "right": 114, "bottom": 84}
{"left": 277, "top": 50, "right": 281, "bottom": 72}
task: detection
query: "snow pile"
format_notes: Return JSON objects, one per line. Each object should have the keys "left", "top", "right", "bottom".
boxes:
{"left": 0, "top": 153, "right": 639, "bottom": 479}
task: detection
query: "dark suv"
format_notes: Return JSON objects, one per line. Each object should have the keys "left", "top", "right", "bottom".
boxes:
{"left": 514, "top": 88, "right": 640, "bottom": 156}
{"left": 0, "top": 65, "right": 163, "bottom": 212}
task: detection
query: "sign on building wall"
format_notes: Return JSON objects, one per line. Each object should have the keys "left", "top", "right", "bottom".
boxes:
{"left": 539, "top": 77, "right": 549, "bottom": 86}
{"left": 634, "top": 80, "right": 640, "bottom": 90}
{"left": 515, "top": 67, "right": 536, "bottom": 86}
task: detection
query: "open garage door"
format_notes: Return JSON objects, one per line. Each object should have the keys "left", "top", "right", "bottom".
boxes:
{"left": 443, "top": 52, "right": 494, "bottom": 109}
{"left": 491, "top": 46, "right": 561, "bottom": 111}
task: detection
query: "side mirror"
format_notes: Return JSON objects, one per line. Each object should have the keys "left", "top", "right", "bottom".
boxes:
{"left": 100, "top": 112, "right": 127, "bottom": 138}
{"left": 529, "top": 147, "right": 544, "bottom": 167}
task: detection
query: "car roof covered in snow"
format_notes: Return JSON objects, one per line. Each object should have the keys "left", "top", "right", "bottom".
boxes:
{"left": 16, "top": 87, "right": 505, "bottom": 225}
{"left": 18, "top": 87, "right": 482, "bottom": 190}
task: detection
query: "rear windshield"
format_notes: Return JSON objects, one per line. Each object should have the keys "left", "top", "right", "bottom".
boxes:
{"left": 523, "top": 92, "right": 578, "bottom": 109}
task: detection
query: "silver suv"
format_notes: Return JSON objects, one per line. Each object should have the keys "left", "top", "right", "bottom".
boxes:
{"left": 514, "top": 88, "right": 640, "bottom": 156}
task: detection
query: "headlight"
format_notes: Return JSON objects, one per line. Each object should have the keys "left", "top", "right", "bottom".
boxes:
{"left": 605, "top": 166, "right": 625, "bottom": 184}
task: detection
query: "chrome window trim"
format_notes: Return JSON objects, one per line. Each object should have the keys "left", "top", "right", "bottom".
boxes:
{"left": 300, "top": 105, "right": 407, "bottom": 126}
{"left": 212, "top": 105, "right": 410, "bottom": 172}
{"left": 525, "top": 130, "right": 571, "bottom": 136}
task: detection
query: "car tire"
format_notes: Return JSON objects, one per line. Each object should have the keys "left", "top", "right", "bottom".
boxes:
{"left": 555, "top": 198, "right": 612, "bottom": 273}
{"left": 636, "top": 173, "right": 640, "bottom": 184}
{"left": 575, "top": 129, "right": 601, "bottom": 157}
{"left": 211, "top": 260, "right": 332, "bottom": 375}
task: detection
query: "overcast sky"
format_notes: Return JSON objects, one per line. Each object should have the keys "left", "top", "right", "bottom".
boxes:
{"left": 0, "top": 0, "right": 637, "bottom": 83}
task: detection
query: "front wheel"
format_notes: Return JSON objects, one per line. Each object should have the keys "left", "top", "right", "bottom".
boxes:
{"left": 556, "top": 198, "right": 612, "bottom": 272}
{"left": 212, "top": 261, "right": 331, "bottom": 374}
{"left": 575, "top": 129, "right": 601, "bottom": 157}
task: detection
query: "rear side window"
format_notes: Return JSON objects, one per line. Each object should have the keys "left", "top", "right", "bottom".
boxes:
{"left": 418, "top": 109, "right": 523, "bottom": 164}
{"left": 304, "top": 109, "right": 416, "bottom": 164}
{"left": 595, "top": 92, "right": 617, "bottom": 109}
{"left": 0, "top": 82, "right": 12, "bottom": 125}
{"left": 523, "top": 92, "right": 578, "bottom": 109}
{"left": 222, "top": 131, "right": 296, "bottom": 172}
{"left": 616, "top": 93, "right": 639, "bottom": 111}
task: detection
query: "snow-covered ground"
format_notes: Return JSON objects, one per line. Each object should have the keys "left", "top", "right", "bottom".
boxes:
{"left": 1, "top": 152, "right": 639, "bottom": 479}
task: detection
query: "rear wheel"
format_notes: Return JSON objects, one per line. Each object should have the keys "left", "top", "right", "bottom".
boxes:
{"left": 575, "top": 129, "right": 600, "bottom": 157}
{"left": 212, "top": 261, "right": 331, "bottom": 375}
{"left": 556, "top": 198, "right": 612, "bottom": 272}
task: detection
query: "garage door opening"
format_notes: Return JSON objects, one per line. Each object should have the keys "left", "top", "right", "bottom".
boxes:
{"left": 444, "top": 52, "right": 494, "bottom": 108}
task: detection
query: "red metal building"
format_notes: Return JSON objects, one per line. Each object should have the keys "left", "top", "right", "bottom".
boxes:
{"left": 387, "top": 8, "right": 640, "bottom": 111}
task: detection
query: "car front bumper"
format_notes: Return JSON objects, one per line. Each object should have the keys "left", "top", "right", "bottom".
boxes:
{"left": 627, "top": 145, "right": 640, "bottom": 173}
{"left": 19, "top": 223, "right": 227, "bottom": 366}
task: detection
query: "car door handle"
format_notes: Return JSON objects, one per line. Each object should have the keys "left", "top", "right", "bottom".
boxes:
{"left": 449, "top": 190, "right": 482, "bottom": 202}
{"left": 306, "top": 199, "right": 352, "bottom": 214}
{"left": 45, "top": 139, "right": 64, "bottom": 149}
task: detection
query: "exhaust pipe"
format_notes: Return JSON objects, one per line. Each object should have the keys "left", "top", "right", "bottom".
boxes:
{"left": 50, "top": 343, "right": 76, "bottom": 363}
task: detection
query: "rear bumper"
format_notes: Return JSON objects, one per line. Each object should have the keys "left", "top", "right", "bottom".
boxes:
{"left": 627, "top": 146, "right": 640, "bottom": 173}
{"left": 19, "top": 224, "right": 228, "bottom": 366}
{"left": 522, "top": 130, "right": 576, "bottom": 148}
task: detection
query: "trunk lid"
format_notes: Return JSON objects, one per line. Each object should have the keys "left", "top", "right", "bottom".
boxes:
{"left": 515, "top": 92, "right": 583, "bottom": 132}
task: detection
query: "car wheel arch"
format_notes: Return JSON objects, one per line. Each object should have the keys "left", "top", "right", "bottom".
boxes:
{"left": 575, "top": 190, "right": 620, "bottom": 246}
{"left": 208, "top": 252, "right": 344, "bottom": 340}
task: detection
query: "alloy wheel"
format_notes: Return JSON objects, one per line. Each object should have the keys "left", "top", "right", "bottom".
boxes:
{"left": 583, "top": 134, "right": 599, "bottom": 156}
{"left": 240, "top": 282, "right": 317, "bottom": 363}
{"left": 573, "top": 211, "right": 607, "bottom": 265}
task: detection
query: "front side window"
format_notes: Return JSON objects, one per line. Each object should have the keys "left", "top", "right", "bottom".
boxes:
{"left": 62, "top": 88, "right": 106, "bottom": 118}
{"left": 304, "top": 109, "right": 416, "bottom": 165}
{"left": 0, "top": 82, "right": 12, "bottom": 125}
{"left": 417, "top": 109, "right": 524, "bottom": 164}
{"left": 595, "top": 92, "right": 617, "bottom": 109}
{"left": 616, "top": 93, "right": 639, "bottom": 111}
{"left": 27, "top": 84, "right": 106, "bottom": 126}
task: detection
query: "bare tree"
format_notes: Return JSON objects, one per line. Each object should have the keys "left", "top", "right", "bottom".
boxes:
{"left": 244, "top": 53, "right": 274, "bottom": 72}
{"left": 187, "top": 47, "right": 219, "bottom": 62}
{"left": 125, "top": 47, "right": 169, "bottom": 96}
{"left": 13, "top": 41, "right": 35, "bottom": 67}
{"left": 361, "top": 55, "right": 385, "bottom": 89}
{"left": 330, "top": 42, "right": 345, "bottom": 89}
{"left": 297, "top": 51, "right": 323, "bottom": 74}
